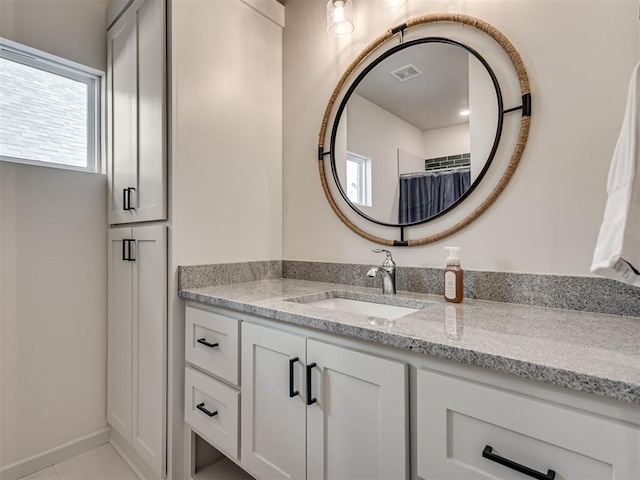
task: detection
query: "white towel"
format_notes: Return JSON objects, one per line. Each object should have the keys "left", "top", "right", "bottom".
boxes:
{"left": 591, "top": 62, "right": 640, "bottom": 287}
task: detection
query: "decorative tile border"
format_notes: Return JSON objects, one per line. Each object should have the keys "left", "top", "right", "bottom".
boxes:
{"left": 425, "top": 152, "right": 471, "bottom": 171}
{"left": 178, "top": 260, "right": 282, "bottom": 290}
{"left": 282, "top": 261, "right": 640, "bottom": 317}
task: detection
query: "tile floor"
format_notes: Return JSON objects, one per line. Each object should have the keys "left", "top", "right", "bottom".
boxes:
{"left": 18, "top": 444, "right": 138, "bottom": 480}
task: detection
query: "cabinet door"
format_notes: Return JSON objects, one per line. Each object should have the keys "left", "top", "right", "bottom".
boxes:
{"left": 107, "top": 0, "right": 165, "bottom": 225}
{"left": 107, "top": 9, "right": 136, "bottom": 224}
{"left": 107, "top": 228, "right": 134, "bottom": 441}
{"left": 131, "top": 225, "right": 167, "bottom": 477}
{"left": 132, "top": 0, "right": 166, "bottom": 223}
{"left": 241, "top": 323, "right": 306, "bottom": 480}
{"left": 416, "top": 369, "right": 640, "bottom": 479}
{"left": 306, "top": 340, "right": 408, "bottom": 480}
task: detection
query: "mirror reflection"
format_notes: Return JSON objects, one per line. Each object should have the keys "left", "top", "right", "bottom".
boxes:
{"left": 333, "top": 40, "right": 500, "bottom": 225}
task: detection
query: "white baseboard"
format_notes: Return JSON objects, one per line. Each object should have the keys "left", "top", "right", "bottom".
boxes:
{"left": 0, "top": 427, "right": 111, "bottom": 480}
{"left": 109, "top": 430, "right": 160, "bottom": 480}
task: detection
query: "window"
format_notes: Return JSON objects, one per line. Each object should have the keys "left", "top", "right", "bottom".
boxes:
{"left": 0, "top": 38, "right": 102, "bottom": 172}
{"left": 346, "top": 151, "right": 372, "bottom": 207}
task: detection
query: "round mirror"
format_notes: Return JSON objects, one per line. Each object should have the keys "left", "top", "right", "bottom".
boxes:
{"left": 331, "top": 38, "right": 502, "bottom": 226}
{"left": 318, "top": 14, "right": 532, "bottom": 247}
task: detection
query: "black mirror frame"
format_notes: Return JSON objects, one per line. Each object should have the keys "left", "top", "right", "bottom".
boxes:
{"left": 329, "top": 37, "right": 504, "bottom": 229}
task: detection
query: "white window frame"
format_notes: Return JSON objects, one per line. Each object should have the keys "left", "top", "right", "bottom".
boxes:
{"left": 0, "top": 37, "right": 103, "bottom": 173}
{"left": 346, "top": 151, "right": 372, "bottom": 207}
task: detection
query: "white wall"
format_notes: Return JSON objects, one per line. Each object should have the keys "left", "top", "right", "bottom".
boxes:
{"left": 171, "top": 0, "right": 283, "bottom": 266}
{"left": 0, "top": 0, "right": 107, "bottom": 71}
{"left": 0, "top": 0, "right": 108, "bottom": 470}
{"left": 422, "top": 123, "right": 470, "bottom": 159}
{"left": 346, "top": 94, "right": 425, "bottom": 223}
{"left": 283, "top": 0, "right": 640, "bottom": 276}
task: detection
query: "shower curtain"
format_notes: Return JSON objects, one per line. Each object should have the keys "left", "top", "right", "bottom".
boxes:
{"left": 398, "top": 169, "right": 471, "bottom": 223}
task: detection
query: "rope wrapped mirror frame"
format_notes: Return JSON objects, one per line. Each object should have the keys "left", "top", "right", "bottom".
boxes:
{"left": 317, "top": 13, "right": 532, "bottom": 247}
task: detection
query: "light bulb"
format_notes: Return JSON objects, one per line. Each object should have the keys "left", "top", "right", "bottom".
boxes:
{"left": 327, "top": 0, "right": 354, "bottom": 37}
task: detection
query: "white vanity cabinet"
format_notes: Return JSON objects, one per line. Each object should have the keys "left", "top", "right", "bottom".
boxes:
{"left": 184, "top": 305, "right": 242, "bottom": 461}
{"left": 107, "top": 0, "right": 166, "bottom": 224}
{"left": 183, "top": 301, "right": 639, "bottom": 480}
{"left": 107, "top": 225, "right": 167, "bottom": 477}
{"left": 416, "top": 368, "right": 640, "bottom": 479}
{"left": 241, "top": 322, "right": 409, "bottom": 480}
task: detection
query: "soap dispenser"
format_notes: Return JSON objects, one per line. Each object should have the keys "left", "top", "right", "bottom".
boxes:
{"left": 444, "top": 247, "right": 463, "bottom": 303}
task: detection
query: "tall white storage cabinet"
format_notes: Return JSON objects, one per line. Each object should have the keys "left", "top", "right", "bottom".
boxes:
{"left": 108, "top": 225, "right": 167, "bottom": 477}
{"left": 107, "top": 0, "right": 166, "bottom": 225}
{"left": 106, "top": 0, "right": 167, "bottom": 475}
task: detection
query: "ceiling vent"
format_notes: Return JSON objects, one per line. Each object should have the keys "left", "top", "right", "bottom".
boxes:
{"left": 390, "top": 64, "right": 423, "bottom": 82}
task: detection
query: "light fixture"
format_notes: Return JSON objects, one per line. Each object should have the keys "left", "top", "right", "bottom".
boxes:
{"left": 378, "top": 0, "right": 407, "bottom": 10}
{"left": 327, "top": 0, "right": 354, "bottom": 37}
{"left": 459, "top": 109, "right": 470, "bottom": 116}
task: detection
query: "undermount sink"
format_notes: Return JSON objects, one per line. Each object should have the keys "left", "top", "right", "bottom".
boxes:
{"left": 308, "top": 297, "right": 419, "bottom": 319}
{"left": 286, "top": 291, "right": 434, "bottom": 320}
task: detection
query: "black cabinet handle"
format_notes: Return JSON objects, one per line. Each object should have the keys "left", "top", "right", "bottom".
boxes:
{"left": 306, "top": 362, "right": 317, "bottom": 405}
{"left": 196, "top": 402, "right": 218, "bottom": 417}
{"left": 123, "top": 187, "right": 136, "bottom": 211}
{"left": 197, "top": 338, "right": 219, "bottom": 348}
{"left": 289, "top": 357, "right": 299, "bottom": 398}
{"left": 483, "top": 445, "right": 556, "bottom": 480}
{"left": 127, "top": 187, "right": 136, "bottom": 210}
{"left": 121, "top": 239, "right": 135, "bottom": 262}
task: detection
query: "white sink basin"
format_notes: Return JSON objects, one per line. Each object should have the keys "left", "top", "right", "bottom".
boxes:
{"left": 308, "top": 297, "right": 419, "bottom": 320}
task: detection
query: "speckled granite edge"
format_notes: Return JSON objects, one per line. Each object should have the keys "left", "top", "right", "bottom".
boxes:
{"left": 178, "top": 261, "right": 282, "bottom": 289}
{"left": 179, "top": 287, "right": 640, "bottom": 404}
{"left": 283, "top": 261, "right": 640, "bottom": 317}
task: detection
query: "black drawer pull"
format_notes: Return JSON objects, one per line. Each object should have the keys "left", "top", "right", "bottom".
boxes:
{"left": 483, "top": 445, "right": 556, "bottom": 480}
{"left": 306, "top": 362, "right": 317, "bottom": 405}
{"left": 196, "top": 402, "right": 218, "bottom": 417}
{"left": 197, "top": 338, "right": 219, "bottom": 348}
{"left": 289, "top": 357, "right": 299, "bottom": 398}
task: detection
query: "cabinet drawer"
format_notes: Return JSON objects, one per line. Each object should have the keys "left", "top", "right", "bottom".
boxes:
{"left": 185, "top": 367, "right": 239, "bottom": 460}
{"left": 416, "top": 369, "right": 640, "bottom": 479}
{"left": 186, "top": 305, "right": 239, "bottom": 385}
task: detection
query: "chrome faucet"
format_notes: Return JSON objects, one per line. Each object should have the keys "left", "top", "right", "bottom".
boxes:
{"left": 367, "top": 249, "right": 396, "bottom": 294}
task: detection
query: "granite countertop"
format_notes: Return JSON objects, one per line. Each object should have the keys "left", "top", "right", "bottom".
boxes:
{"left": 179, "top": 279, "right": 640, "bottom": 405}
